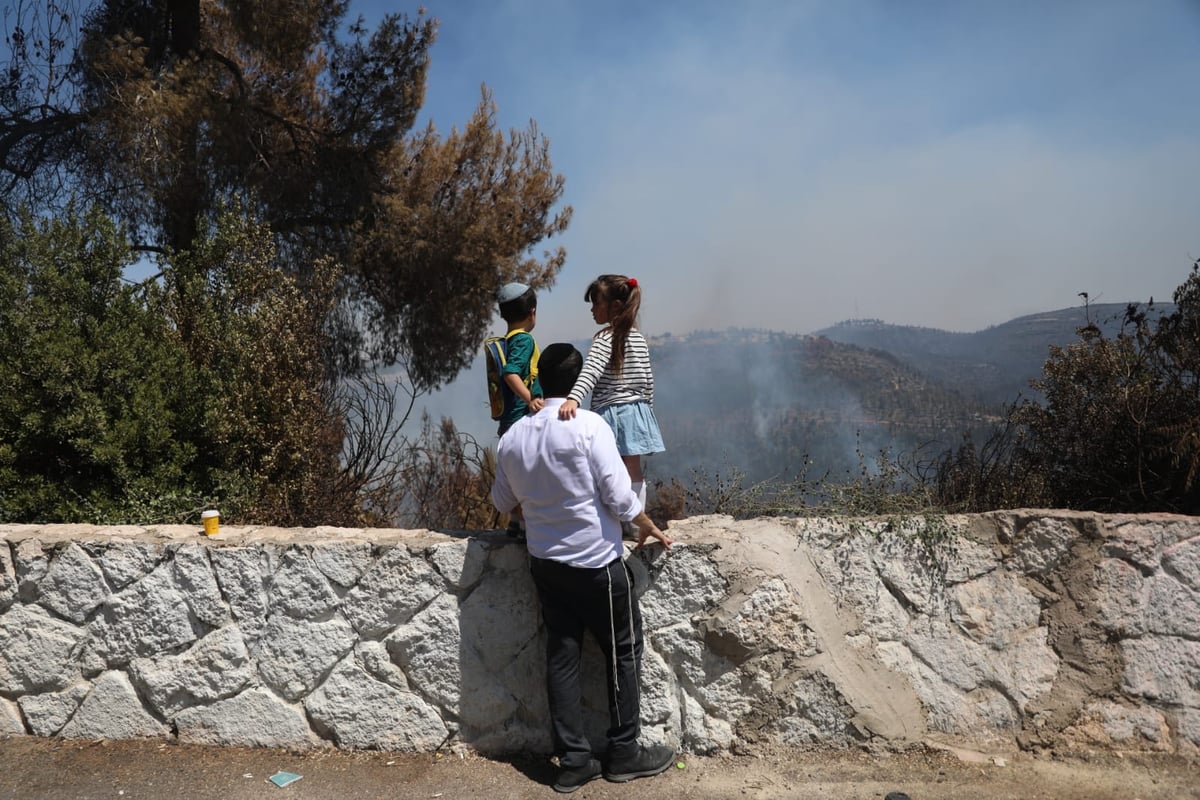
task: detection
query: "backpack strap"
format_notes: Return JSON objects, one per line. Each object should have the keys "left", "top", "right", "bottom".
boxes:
{"left": 506, "top": 329, "right": 539, "bottom": 389}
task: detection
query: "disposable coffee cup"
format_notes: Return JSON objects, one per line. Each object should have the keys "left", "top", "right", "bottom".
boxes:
{"left": 201, "top": 509, "right": 220, "bottom": 536}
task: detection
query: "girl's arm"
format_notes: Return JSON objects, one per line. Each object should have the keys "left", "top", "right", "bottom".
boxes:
{"left": 648, "top": 354, "right": 655, "bottom": 407}
{"left": 565, "top": 331, "right": 612, "bottom": 406}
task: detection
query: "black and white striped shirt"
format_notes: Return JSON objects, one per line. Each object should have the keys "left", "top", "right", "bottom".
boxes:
{"left": 568, "top": 328, "right": 655, "bottom": 410}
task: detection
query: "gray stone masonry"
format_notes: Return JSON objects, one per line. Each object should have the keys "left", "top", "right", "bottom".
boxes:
{"left": 0, "top": 511, "right": 1197, "bottom": 756}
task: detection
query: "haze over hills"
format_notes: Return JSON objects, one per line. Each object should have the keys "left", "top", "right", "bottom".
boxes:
{"left": 647, "top": 328, "right": 998, "bottom": 487}
{"left": 423, "top": 300, "right": 1171, "bottom": 487}
{"left": 640, "top": 301, "right": 1173, "bottom": 487}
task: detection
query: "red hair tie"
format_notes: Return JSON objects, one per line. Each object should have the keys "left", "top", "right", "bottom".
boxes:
{"left": 628, "top": 278, "right": 638, "bottom": 288}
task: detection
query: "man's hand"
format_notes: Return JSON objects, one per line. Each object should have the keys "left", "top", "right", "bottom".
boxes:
{"left": 631, "top": 512, "right": 672, "bottom": 550}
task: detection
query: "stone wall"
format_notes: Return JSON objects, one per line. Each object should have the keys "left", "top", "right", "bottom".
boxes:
{"left": 1, "top": 511, "right": 1197, "bottom": 756}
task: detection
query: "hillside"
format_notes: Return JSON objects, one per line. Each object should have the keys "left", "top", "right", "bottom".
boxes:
{"left": 812, "top": 302, "right": 1173, "bottom": 406}
{"left": 647, "top": 329, "right": 997, "bottom": 485}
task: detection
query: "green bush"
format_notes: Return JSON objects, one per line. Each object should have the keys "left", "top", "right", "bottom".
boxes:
{"left": 936, "top": 262, "right": 1200, "bottom": 514}
{"left": 0, "top": 205, "right": 353, "bottom": 525}
{"left": 0, "top": 205, "right": 201, "bottom": 521}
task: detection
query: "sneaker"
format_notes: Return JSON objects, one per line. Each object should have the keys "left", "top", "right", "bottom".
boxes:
{"left": 604, "top": 744, "right": 675, "bottom": 783}
{"left": 553, "top": 758, "right": 602, "bottom": 793}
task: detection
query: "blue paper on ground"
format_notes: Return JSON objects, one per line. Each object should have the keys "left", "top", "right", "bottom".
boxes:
{"left": 268, "top": 771, "right": 302, "bottom": 788}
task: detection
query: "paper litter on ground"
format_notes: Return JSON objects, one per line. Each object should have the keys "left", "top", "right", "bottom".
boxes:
{"left": 267, "top": 771, "right": 302, "bottom": 788}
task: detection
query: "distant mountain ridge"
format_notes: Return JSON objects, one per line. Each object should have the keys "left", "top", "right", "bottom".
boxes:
{"left": 810, "top": 302, "right": 1173, "bottom": 406}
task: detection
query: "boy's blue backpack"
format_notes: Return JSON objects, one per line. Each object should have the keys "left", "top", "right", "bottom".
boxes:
{"left": 484, "top": 329, "right": 539, "bottom": 421}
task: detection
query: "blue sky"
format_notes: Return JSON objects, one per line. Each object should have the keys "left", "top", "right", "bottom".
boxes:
{"left": 359, "top": 0, "right": 1200, "bottom": 348}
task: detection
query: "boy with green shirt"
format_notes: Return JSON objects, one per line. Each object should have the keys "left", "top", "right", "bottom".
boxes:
{"left": 496, "top": 282, "right": 544, "bottom": 437}
{"left": 494, "top": 282, "right": 543, "bottom": 538}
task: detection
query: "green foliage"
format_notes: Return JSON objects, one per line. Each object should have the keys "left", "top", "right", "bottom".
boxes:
{"left": 936, "top": 263, "right": 1200, "bottom": 514}
{"left": 0, "top": 205, "right": 198, "bottom": 521}
{"left": 0, "top": 204, "right": 357, "bottom": 525}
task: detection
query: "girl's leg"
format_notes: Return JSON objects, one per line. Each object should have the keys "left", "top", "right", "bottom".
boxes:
{"left": 622, "top": 455, "right": 647, "bottom": 511}
{"left": 621, "top": 455, "right": 643, "bottom": 484}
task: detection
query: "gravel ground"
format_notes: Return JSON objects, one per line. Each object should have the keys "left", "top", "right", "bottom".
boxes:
{"left": 1, "top": 736, "right": 1195, "bottom": 800}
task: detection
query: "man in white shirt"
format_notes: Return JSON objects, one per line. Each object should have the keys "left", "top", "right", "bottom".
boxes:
{"left": 492, "top": 342, "right": 674, "bottom": 794}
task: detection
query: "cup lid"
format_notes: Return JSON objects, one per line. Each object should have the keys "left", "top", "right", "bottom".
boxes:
{"left": 201, "top": 510, "right": 220, "bottom": 519}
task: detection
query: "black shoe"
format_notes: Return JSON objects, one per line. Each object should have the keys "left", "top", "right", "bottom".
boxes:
{"left": 553, "top": 758, "right": 601, "bottom": 793}
{"left": 604, "top": 744, "right": 675, "bottom": 783}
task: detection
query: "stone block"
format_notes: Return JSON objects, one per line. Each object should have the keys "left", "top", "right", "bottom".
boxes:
{"left": 175, "top": 686, "right": 320, "bottom": 748}
{"left": 1013, "top": 517, "right": 1077, "bottom": 577}
{"left": 0, "top": 545, "right": 17, "bottom": 612}
{"left": 255, "top": 614, "right": 356, "bottom": 701}
{"left": 37, "top": 543, "right": 109, "bottom": 623}
{"left": 311, "top": 541, "right": 374, "bottom": 588}
{"left": 1145, "top": 574, "right": 1200, "bottom": 639}
{"left": 426, "top": 539, "right": 487, "bottom": 591}
{"left": 17, "top": 682, "right": 91, "bottom": 736}
{"left": 1174, "top": 707, "right": 1200, "bottom": 750}
{"left": 305, "top": 656, "right": 447, "bottom": 751}
{"left": 1068, "top": 700, "right": 1173, "bottom": 750}
{"left": 129, "top": 626, "right": 254, "bottom": 718}
{"left": 949, "top": 570, "right": 1041, "bottom": 649}
{"left": 0, "top": 697, "right": 25, "bottom": 735}
{"left": 1103, "top": 519, "right": 1178, "bottom": 572}
{"left": 639, "top": 545, "right": 726, "bottom": 632}
{"left": 458, "top": 567, "right": 540, "bottom": 673}
{"left": 385, "top": 593, "right": 461, "bottom": 713}
{"left": 208, "top": 547, "right": 270, "bottom": 638}
{"left": 93, "top": 541, "right": 160, "bottom": 591}
{"left": 59, "top": 671, "right": 167, "bottom": 739}
{"left": 87, "top": 563, "right": 196, "bottom": 667}
{"left": 0, "top": 604, "right": 85, "bottom": 693}
{"left": 267, "top": 547, "right": 340, "bottom": 619}
{"left": 341, "top": 545, "right": 442, "bottom": 637}
{"left": 171, "top": 544, "right": 231, "bottom": 628}
{"left": 1162, "top": 535, "right": 1200, "bottom": 593}
{"left": 1121, "top": 636, "right": 1200, "bottom": 707}
{"left": 700, "top": 577, "right": 820, "bottom": 664}
{"left": 13, "top": 539, "right": 49, "bottom": 600}
{"left": 1093, "top": 558, "right": 1147, "bottom": 636}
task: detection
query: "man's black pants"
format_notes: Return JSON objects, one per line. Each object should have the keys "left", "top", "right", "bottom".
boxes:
{"left": 529, "top": 555, "right": 644, "bottom": 768}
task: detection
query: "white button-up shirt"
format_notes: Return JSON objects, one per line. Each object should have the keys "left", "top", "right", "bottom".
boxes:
{"left": 492, "top": 397, "right": 642, "bottom": 568}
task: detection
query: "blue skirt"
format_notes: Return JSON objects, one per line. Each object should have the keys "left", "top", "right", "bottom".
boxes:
{"left": 598, "top": 401, "right": 665, "bottom": 457}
